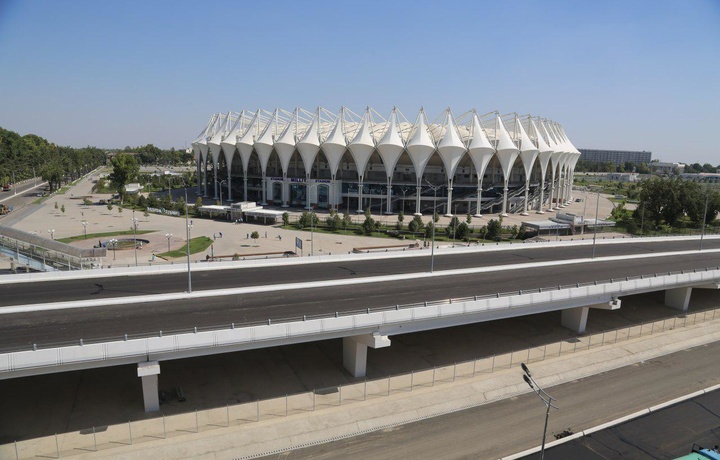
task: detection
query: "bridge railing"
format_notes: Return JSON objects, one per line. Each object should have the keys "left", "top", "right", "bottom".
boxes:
{"left": 4, "top": 300, "right": 720, "bottom": 459}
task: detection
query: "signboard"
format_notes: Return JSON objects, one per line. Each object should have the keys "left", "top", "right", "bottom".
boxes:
{"left": 295, "top": 237, "right": 302, "bottom": 250}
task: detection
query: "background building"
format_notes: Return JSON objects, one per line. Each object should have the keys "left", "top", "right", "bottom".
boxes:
{"left": 578, "top": 149, "right": 651, "bottom": 166}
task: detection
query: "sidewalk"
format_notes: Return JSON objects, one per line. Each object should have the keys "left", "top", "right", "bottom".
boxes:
{"left": 8, "top": 303, "right": 720, "bottom": 460}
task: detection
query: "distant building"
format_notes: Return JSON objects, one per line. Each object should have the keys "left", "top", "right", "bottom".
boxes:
{"left": 578, "top": 149, "right": 651, "bottom": 166}
{"left": 607, "top": 172, "right": 640, "bottom": 182}
{"left": 649, "top": 162, "right": 685, "bottom": 175}
{"left": 680, "top": 172, "right": 720, "bottom": 183}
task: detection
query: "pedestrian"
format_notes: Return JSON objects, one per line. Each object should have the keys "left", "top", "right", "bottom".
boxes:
{"left": 278, "top": 234, "right": 282, "bottom": 241}
{"left": 246, "top": 233, "right": 249, "bottom": 239}
{"left": 265, "top": 231, "right": 267, "bottom": 238}
{"left": 219, "top": 232, "right": 223, "bottom": 238}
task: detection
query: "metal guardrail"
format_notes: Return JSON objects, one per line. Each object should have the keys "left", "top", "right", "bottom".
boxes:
{"left": 3, "top": 265, "right": 718, "bottom": 356}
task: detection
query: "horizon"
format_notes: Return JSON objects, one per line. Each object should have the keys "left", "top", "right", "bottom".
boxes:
{"left": 0, "top": 0, "right": 718, "bottom": 164}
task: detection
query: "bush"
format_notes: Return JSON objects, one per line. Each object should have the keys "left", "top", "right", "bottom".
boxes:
{"left": 282, "top": 212, "right": 290, "bottom": 226}
{"left": 361, "top": 215, "right": 376, "bottom": 235}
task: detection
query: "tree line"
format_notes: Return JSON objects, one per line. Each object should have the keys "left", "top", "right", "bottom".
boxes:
{"left": 0, "top": 126, "right": 106, "bottom": 190}
{"left": 117, "top": 144, "right": 193, "bottom": 165}
{"left": 611, "top": 177, "right": 720, "bottom": 233}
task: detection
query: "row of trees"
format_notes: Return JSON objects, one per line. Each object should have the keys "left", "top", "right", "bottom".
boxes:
{"left": 611, "top": 177, "right": 720, "bottom": 233}
{"left": 118, "top": 144, "right": 193, "bottom": 165}
{"left": 575, "top": 160, "right": 651, "bottom": 174}
{"left": 285, "top": 208, "right": 523, "bottom": 241}
{"left": 0, "top": 127, "right": 106, "bottom": 191}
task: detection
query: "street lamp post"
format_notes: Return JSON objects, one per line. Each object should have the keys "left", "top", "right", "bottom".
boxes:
{"left": 452, "top": 203, "right": 459, "bottom": 246}
{"left": 307, "top": 183, "right": 320, "bottom": 256}
{"left": 700, "top": 182, "right": 710, "bottom": 251}
{"left": 82, "top": 221, "right": 88, "bottom": 239}
{"left": 109, "top": 238, "right": 118, "bottom": 260}
{"left": 591, "top": 188, "right": 600, "bottom": 258}
{"left": 184, "top": 186, "right": 193, "bottom": 293}
{"left": 131, "top": 210, "right": 139, "bottom": 266}
{"left": 424, "top": 180, "right": 441, "bottom": 273}
{"left": 165, "top": 233, "right": 173, "bottom": 252}
{"left": 521, "top": 363, "right": 558, "bottom": 460}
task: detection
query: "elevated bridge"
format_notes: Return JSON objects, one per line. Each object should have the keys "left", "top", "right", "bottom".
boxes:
{"left": 1, "top": 236, "right": 718, "bottom": 411}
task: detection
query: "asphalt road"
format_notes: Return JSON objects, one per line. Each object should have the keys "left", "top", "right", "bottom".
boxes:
{"left": 264, "top": 340, "right": 720, "bottom": 460}
{"left": 1, "top": 238, "right": 719, "bottom": 307}
{"left": 1, "top": 243, "right": 719, "bottom": 350}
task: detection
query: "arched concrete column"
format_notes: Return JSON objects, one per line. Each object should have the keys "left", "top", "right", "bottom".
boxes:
{"left": 203, "top": 160, "right": 208, "bottom": 197}
{"left": 386, "top": 184, "right": 392, "bottom": 214}
{"left": 226, "top": 166, "right": 233, "bottom": 202}
{"left": 343, "top": 333, "right": 391, "bottom": 378}
{"left": 137, "top": 361, "right": 161, "bottom": 412}
{"left": 665, "top": 287, "right": 692, "bottom": 311}
{"left": 415, "top": 184, "right": 422, "bottom": 216}
{"left": 213, "top": 162, "right": 219, "bottom": 200}
{"left": 445, "top": 179, "right": 454, "bottom": 217}
{"left": 357, "top": 178, "right": 364, "bottom": 214}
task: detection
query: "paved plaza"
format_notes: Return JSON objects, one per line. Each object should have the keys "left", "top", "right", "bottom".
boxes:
{"left": 3, "top": 170, "right": 619, "bottom": 268}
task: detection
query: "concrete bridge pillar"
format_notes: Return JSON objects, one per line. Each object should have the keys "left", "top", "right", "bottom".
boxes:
{"left": 665, "top": 287, "right": 692, "bottom": 311}
{"left": 137, "top": 361, "right": 161, "bottom": 412}
{"left": 561, "top": 307, "right": 589, "bottom": 334}
{"left": 561, "top": 299, "right": 621, "bottom": 334}
{"left": 343, "top": 334, "right": 391, "bottom": 378}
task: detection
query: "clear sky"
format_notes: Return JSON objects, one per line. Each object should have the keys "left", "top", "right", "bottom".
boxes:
{"left": 0, "top": 0, "right": 718, "bottom": 163}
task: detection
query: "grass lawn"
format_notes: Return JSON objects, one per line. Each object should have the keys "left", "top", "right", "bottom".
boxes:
{"left": 58, "top": 230, "right": 156, "bottom": 243}
{"left": 157, "top": 236, "right": 214, "bottom": 259}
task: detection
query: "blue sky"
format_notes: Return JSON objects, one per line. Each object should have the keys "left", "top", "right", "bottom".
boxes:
{"left": 0, "top": 0, "right": 718, "bottom": 163}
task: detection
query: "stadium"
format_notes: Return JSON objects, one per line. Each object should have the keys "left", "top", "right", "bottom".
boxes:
{"left": 191, "top": 108, "right": 581, "bottom": 217}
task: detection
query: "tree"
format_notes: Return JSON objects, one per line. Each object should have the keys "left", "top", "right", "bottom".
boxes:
{"left": 326, "top": 211, "right": 341, "bottom": 231}
{"left": 282, "top": 212, "right": 290, "bottom": 226}
{"left": 396, "top": 211, "right": 405, "bottom": 230}
{"left": 60, "top": 204, "right": 65, "bottom": 214}
{"left": 250, "top": 231, "right": 259, "bottom": 243}
{"left": 342, "top": 212, "right": 352, "bottom": 232}
{"left": 108, "top": 153, "right": 139, "bottom": 202}
{"left": 446, "top": 216, "right": 460, "bottom": 239}
{"left": 466, "top": 214, "right": 472, "bottom": 225}
{"left": 424, "top": 221, "right": 434, "bottom": 239}
{"left": 408, "top": 215, "right": 424, "bottom": 233}
{"left": 107, "top": 203, "right": 113, "bottom": 211}
{"left": 457, "top": 221, "right": 470, "bottom": 240}
{"left": 118, "top": 207, "right": 123, "bottom": 214}
{"left": 361, "top": 215, "right": 376, "bottom": 235}
{"left": 486, "top": 218, "right": 502, "bottom": 240}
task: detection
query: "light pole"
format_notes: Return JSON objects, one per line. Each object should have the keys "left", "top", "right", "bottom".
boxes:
{"left": 521, "top": 363, "right": 558, "bottom": 460}
{"left": 700, "top": 182, "right": 710, "bottom": 251}
{"left": 48, "top": 229, "right": 55, "bottom": 240}
{"left": 591, "top": 188, "right": 600, "bottom": 258}
{"left": 109, "top": 238, "right": 118, "bottom": 260}
{"left": 131, "top": 210, "right": 139, "bottom": 266}
{"left": 307, "top": 183, "right": 320, "bottom": 256}
{"left": 581, "top": 191, "right": 588, "bottom": 235}
{"left": 165, "top": 233, "right": 173, "bottom": 252}
{"left": 424, "top": 180, "right": 441, "bottom": 273}
{"left": 82, "top": 221, "right": 88, "bottom": 239}
{"left": 452, "top": 203, "right": 459, "bottom": 246}
{"left": 184, "top": 186, "right": 193, "bottom": 293}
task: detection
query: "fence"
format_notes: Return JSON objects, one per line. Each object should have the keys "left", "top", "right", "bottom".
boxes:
{"left": 3, "top": 304, "right": 718, "bottom": 459}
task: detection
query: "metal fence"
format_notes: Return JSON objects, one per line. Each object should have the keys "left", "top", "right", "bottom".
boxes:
{"left": 3, "top": 303, "right": 718, "bottom": 459}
